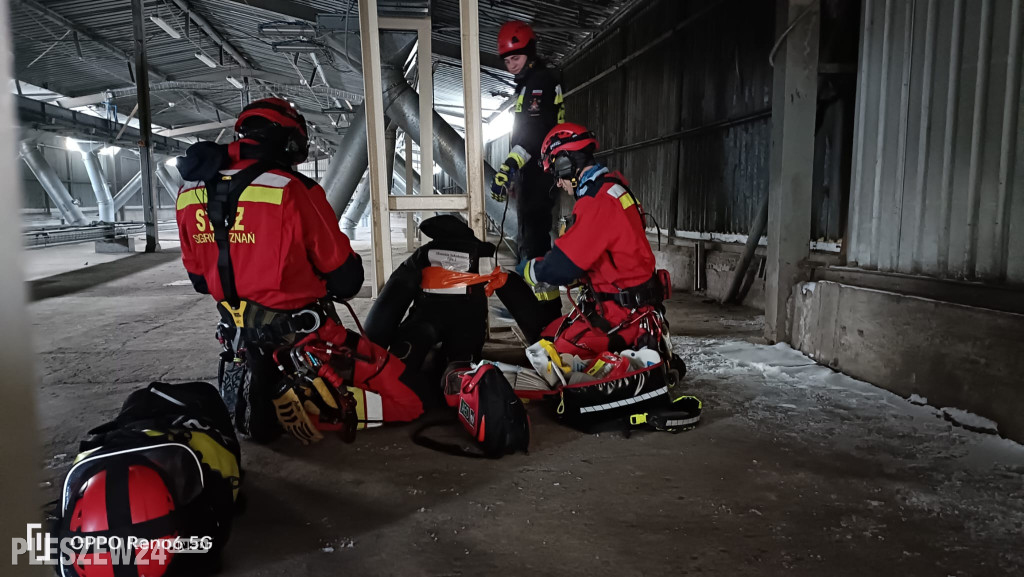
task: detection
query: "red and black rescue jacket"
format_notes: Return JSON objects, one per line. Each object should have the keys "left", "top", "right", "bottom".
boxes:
{"left": 175, "top": 140, "right": 362, "bottom": 310}
{"left": 532, "top": 166, "right": 656, "bottom": 294}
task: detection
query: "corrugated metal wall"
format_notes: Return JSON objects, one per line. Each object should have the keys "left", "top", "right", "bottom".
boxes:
{"left": 848, "top": 0, "right": 1024, "bottom": 283}
{"left": 560, "top": 0, "right": 778, "bottom": 237}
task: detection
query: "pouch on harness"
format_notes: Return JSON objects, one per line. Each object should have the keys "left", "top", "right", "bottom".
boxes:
{"left": 412, "top": 363, "right": 530, "bottom": 459}
{"left": 48, "top": 382, "right": 242, "bottom": 577}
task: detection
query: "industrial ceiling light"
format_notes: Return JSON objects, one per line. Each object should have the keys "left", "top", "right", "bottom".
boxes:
{"left": 226, "top": 76, "right": 244, "bottom": 89}
{"left": 272, "top": 40, "right": 319, "bottom": 53}
{"left": 150, "top": 16, "right": 181, "bottom": 39}
{"left": 259, "top": 22, "right": 316, "bottom": 36}
{"left": 64, "top": 137, "right": 81, "bottom": 152}
{"left": 194, "top": 52, "right": 217, "bottom": 68}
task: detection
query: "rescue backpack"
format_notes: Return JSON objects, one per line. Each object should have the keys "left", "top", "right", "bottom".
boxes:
{"left": 413, "top": 363, "right": 530, "bottom": 459}
{"left": 48, "top": 382, "right": 242, "bottom": 577}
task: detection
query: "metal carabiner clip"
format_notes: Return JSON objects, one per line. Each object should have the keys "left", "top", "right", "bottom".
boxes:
{"left": 292, "top": 309, "right": 323, "bottom": 334}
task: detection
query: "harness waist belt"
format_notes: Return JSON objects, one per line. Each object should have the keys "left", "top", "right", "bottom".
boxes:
{"left": 593, "top": 274, "right": 665, "bottom": 308}
{"left": 217, "top": 299, "right": 333, "bottom": 342}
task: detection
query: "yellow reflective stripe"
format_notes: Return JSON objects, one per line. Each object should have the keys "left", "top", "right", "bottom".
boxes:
{"left": 619, "top": 194, "right": 636, "bottom": 210}
{"left": 554, "top": 85, "right": 565, "bottom": 123}
{"left": 175, "top": 185, "right": 283, "bottom": 210}
{"left": 239, "top": 186, "right": 283, "bottom": 205}
{"left": 177, "top": 188, "right": 207, "bottom": 210}
{"left": 515, "top": 87, "right": 525, "bottom": 113}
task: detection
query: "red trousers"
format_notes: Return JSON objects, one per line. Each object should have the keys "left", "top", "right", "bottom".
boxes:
{"left": 540, "top": 302, "right": 658, "bottom": 358}
{"left": 301, "top": 319, "right": 424, "bottom": 423}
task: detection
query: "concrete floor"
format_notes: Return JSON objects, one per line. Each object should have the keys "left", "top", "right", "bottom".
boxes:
{"left": 26, "top": 240, "right": 1024, "bottom": 577}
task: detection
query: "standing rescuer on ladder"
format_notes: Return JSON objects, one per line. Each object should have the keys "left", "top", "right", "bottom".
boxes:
{"left": 175, "top": 97, "right": 425, "bottom": 445}
{"left": 492, "top": 20, "right": 565, "bottom": 319}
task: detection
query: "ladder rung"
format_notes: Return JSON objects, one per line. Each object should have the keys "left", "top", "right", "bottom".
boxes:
{"left": 388, "top": 194, "right": 469, "bottom": 211}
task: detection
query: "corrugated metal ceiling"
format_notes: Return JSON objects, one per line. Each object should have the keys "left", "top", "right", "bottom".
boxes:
{"left": 10, "top": 0, "right": 633, "bottom": 148}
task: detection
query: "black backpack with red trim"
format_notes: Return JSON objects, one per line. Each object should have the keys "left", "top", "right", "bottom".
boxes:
{"left": 413, "top": 363, "right": 530, "bottom": 458}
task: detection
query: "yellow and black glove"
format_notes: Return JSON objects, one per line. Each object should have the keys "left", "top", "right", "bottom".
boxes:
{"left": 272, "top": 387, "right": 323, "bottom": 445}
{"left": 491, "top": 146, "right": 531, "bottom": 202}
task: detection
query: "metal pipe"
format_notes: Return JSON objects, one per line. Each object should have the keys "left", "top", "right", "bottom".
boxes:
{"left": 395, "top": 153, "right": 425, "bottom": 194}
{"left": 963, "top": 0, "right": 994, "bottom": 278}
{"left": 848, "top": 0, "right": 874, "bottom": 265}
{"left": 938, "top": 0, "right": 965, "bottom": 274}
{"left": 81, "top": 150, "right": 116, "bottom": 222}
{"left": 995, "top": 0, "right": 1023, "bottom": 280}
{"left": 385, "top": 78, "right": 517, "bottom": 236}
{"left": 155, "top": 165, "right": 180, "bottom": 206}
{"left": 113, "top": 172, "right": 143, "bottom": 211}
{"left": 911, "top": 0, "right": 939, "bottom": 273}
{"left": 18, "top": 141, "right": 89, "bottom": 225}
{"left": 385, "top": 124, "right": 397, "bottom": 205}
{"left": 869, "top": 0, "right": 895, "bottom": 269}
{"left": 594, "top": 109, "right": 771, "bottom": 158}
{"left": 723, "top": 190, "right": 768, "bottom": 304}
{"left": 341, "top": 173, "right": 370, "bottom": 239}
{"left": 323, "top": 103, "right": 370, "bottom": 217}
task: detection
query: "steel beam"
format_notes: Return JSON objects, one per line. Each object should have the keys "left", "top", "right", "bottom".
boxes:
{"left": 17, "top": 95, "right": 187, "bottom": 155}
{"left": 765, "top": 0, "right": 819, "bottom": 343}
{"left": 132, "top": 0, "right": 159, "bottom": 251}
{"left": 156, "top": 119, "right": 235, "bottom": 138}
{"left": 18, "top": 141, "right": 89, "bottom": 225}
{"left": 81, "top": 150, "right": 115, "bottom": 222}
{"left": 169, "top": 0, "right": 250, "bottom": 68}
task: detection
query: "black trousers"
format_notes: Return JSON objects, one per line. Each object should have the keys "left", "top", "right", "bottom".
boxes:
{"left": 515, "top": 163, "right": 556, "bottom": 262}
{"left": 389, "top": 293, "right": 489, "bottom": 407}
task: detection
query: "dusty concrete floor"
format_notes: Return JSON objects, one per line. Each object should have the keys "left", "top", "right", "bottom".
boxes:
{"left": 26, "top": 241, "right": 1024, "bottom": 577}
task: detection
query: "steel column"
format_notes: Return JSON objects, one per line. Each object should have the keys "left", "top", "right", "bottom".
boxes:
{"left": 132, "top": 0, "right": 159, "bottom": 251}
{"left": 81, "top": 150, "right": 115, "bottom": 222}
{"left": 18, "top": 141, "right": 89, "bottom": 225}
{"left": 764, "top": 0, "right": 819, "bottom": 343}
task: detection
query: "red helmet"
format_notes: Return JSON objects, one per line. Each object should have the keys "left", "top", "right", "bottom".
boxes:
{"left": 541, "top": 122, "right": 599, "bottom": 174}
{"left": 235, "top": 97, "right": 309, "bottom": 163}
{"left": 67, "top": 465, "right": 178, "bottom": 577}
{"left": 498, "top": 21, "right": 536, "bottom": 58}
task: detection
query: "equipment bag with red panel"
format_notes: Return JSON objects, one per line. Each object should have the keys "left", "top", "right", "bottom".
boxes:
{"left": 517, "top": 307, "right": 702, "bottom": 435}
{"left": 47, "top": 382, "right": 242, "bottom": 577}
{"left": 412, "top": 363, "right": 530, "bottom": 459}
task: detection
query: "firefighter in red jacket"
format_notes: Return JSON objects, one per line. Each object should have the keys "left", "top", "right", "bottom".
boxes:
{"left": 176, "top": 98, "right": 423, "bottom": 444}
{"left": 516, "top": 123, "right": 667, "bottom": 358}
